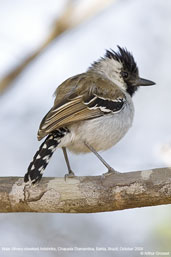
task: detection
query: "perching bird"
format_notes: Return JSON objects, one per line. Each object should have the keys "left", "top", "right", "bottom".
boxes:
{"left": 24, "top": 46, "right": 155, "bottom": 184}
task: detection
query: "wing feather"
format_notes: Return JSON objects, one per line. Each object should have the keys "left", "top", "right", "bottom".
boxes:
{"left": 38, "top": 95, "right": 102, "bottom": 140}
{"left": 37, "top": 75, "right": 126, "bottom": 140}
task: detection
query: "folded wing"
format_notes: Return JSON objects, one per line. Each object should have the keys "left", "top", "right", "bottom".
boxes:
{"left": 38, "top": 76, "right": 126, "bottom": 140}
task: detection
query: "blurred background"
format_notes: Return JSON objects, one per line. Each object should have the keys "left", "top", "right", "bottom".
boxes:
{"left": 0, "top": 0, "right": 171, "bottom": 256}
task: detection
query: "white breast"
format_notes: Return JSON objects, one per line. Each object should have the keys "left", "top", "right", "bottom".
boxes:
{"left": 59, "top": 94, "right": 134, "bottom": 154}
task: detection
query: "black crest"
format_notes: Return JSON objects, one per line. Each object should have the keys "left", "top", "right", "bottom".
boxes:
{"left": 105, "top": 46, "right": 138, "bottom": 74}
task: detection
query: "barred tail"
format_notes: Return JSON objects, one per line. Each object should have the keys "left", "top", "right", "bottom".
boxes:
{"left": 24, "top": 128, "right": 69, "bottom": 184}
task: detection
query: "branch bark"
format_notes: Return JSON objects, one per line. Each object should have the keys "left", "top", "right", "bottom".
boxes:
{"left": 0, "top": 167, "right": 171, "bottom": 213}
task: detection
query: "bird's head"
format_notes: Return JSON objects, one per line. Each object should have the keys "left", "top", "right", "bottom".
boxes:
{"left": 90, "top": 46, "right": 155, "bottom": 96}
{"left": 105, "top": 46, "right": 155, "bottom": 96}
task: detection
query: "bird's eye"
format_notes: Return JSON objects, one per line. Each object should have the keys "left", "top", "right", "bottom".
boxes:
{"left": 122, "top": 71, "right": 129, "bottom": 79}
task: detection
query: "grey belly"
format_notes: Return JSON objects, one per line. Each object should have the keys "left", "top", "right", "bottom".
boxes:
{"left": 61, "top": 104, "right": 134, "bottom": 154}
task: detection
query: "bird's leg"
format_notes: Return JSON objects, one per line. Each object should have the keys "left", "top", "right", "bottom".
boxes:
{"left": 62, "top": 147, "right": 75, "bottom": 179}
{"left": 84, "top": 141, "right": 119, "bottom": 175}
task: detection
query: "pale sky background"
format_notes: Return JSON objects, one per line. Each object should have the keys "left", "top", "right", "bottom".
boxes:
{"left": 0, "top": 0, "right": 171, "bottom": 256}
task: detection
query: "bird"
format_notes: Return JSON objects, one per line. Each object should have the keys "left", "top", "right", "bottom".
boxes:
{"left": 24, "top": 46, "right": 155, "bottom": 184}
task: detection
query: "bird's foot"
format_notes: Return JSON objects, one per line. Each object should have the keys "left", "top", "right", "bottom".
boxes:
{"left": 64, "top": 170, "right": 76, "bottom": 181}
{"left": 102, "top": 167, "right": 120, "bottom": 177}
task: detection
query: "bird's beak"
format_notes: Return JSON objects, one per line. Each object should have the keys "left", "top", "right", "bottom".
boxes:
{"left": 136, "top": 77, "right": 156, "bottom": 86}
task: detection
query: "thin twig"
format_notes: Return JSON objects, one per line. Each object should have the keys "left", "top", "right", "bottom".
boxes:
{"left": 0, "top": 0, "right": 115, "bottom": 94}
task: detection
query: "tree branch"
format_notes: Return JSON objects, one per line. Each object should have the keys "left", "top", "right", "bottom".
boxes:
{"left": 0, "top": 0, "right": 114, "bottom": 94}
{"left": 0, "top": 167, "right": 171, "bottom": 213}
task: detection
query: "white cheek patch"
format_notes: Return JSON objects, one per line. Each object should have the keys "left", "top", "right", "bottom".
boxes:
{"left": 97, "top": 58, "right": 127, "bottom": 91}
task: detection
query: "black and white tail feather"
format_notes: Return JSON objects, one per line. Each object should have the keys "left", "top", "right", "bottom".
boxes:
{"left": 24, "top": 128, "right": 69, "bottom": 184}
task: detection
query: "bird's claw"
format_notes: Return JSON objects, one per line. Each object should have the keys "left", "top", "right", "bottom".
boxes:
{"left": 64, "top": 171, "right": 76, "bottom": 181}
{"left": 102, "top": 167, "right": 120, "bottom": 177}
